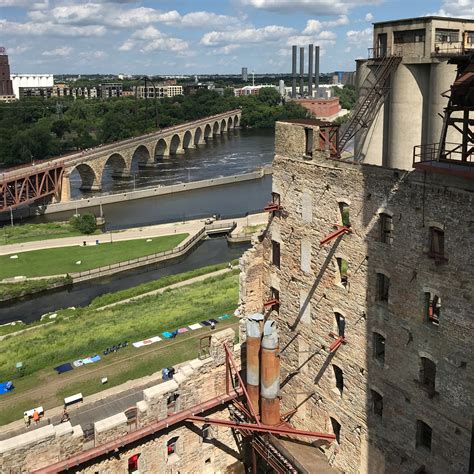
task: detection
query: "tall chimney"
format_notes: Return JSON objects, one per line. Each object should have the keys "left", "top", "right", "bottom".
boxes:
{"left": 291, "top": 45, "right": 297, "bottom": 98}
{"left": 260, "top": 320, "right": 280, "bottom": 426}
{"left": 314, "top": 46, "right": 320, "bottom": 96}
{"left": 299, "top": 47, "right": 305, "bottom": 96}
{"left": 246, "top": 314, "right": 264, "bottom": 416}
{"left": 308, "top": 44, "right": 314, "bottom": 97}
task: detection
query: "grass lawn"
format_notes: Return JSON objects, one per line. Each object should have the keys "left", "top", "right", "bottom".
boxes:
{"left": 0, "top": 233, "right": 188, "bottom": 279}
{"left": 0, "top": 270, "right": 238, "bottom": 380}
{"left": 0, "top": 271, "right": 239, "bottom": 426}
{"left": 0, "top": 276, "right": 71, "bottom": 301}
{"left": 0, "top": 222, "right": 100, "bottom": 246}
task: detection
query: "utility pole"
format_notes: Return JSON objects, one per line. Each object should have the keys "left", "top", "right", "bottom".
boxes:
{"left": 9, "top": 206, "right": 13, "bottom": 227}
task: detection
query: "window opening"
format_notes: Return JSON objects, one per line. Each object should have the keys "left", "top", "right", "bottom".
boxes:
{"left": 272, "top": 192, "right": 280, "bottom": 207}
{"left": 416, "top": 420, "right": 432, "bottom": 451}
{"left": 333, "top": 365, "right": 344, "bottom": 394}
{"left": 339, "top": 202, "right": 350, "bottom": 227}
{"left": 305, "top": 128, "right": 314, "bottom": 157}
{"left": 202, "top": 423, "right": 211, "bottom": 440}
{"left": 379, "top": 213, "right": 393, "bottom": 244}
{"left": 373, "top": 333, "right": 385, "bottom": 364}
{"left": 330, "top": 417, "right": 341, "bottom": 443}
{"left": 435, "top": 29, "right": 459, "bottom": 43}
{"left": 335, "top": 313, "right": 345, "bottom": 337}
{"left": 167, "top": 437, "right": 179, "bottom": 457}
{"left": 336, "top": 258, "right": 348, "bottom": 287}
{"left": 425, "top": 293, "right": 441, "bottom": 326}
{"left": 128, "top": 454, "right": 140, "bottom": 473}
{"left": 272, "top": 240, "right": 281, "bottom": 268}
{"left": 371, "top": 390, "right": 383, "bottom": 417}
{"left": 167, "top": 393, "right": 179, "bottom": 414}
{"left": 376, "top": 273, "right": 390, "bottom": 302}
{"left": 420, "top": 357, "right": 436, "bottom": 396}
{"left": 429, "top": 227, "right": 445, "bottom": 260}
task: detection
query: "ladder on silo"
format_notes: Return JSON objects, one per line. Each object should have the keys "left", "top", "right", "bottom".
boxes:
{"left": 337, "top": 54, "right": 402, "bottom": 156}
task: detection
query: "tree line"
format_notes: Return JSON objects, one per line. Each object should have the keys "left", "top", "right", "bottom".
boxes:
{"left": 0, "top": 88, "right": 308, "bottom": 168}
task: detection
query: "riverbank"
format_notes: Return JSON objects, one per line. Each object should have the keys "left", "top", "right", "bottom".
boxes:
{"left": 0, "top": 270, "right": 239, "bottom": 426}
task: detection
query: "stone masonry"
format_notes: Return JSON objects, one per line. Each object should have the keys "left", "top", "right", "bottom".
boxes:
{"left": 239, "top": 120, "right": 473, "bottom": 473}
{"left": 0, "top": 329, "right": 244, "bottom": 474}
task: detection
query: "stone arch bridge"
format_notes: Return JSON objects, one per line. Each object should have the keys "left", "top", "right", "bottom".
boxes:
{"left": 61, "top": 109, "right": 241, "bottom": 201}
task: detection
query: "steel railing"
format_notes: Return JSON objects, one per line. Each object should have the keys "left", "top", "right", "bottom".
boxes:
{"left": 70, "top": 222, "right": 236, "bottom": 279}
{"left": 413, "top": 143, "right": 473, "bottom": 165}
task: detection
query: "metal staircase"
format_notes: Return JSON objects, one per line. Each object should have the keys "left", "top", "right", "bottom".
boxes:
{"left": 337, "top": 54, "right": 401, "bottom": 156}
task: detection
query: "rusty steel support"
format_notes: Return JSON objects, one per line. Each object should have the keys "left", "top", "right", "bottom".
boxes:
{"left": 320, "top": 225, "right": 352, "bottom": 246}
{"left": 261, "top": 320, "right": 280, "bottom": 426}
{"left": 246, "top": 314, "right": 264, "bottom": 418}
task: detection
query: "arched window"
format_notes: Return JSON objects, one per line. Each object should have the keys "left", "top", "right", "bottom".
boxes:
{"left": 379, "top": 213, "right": 393, "bottom": 244}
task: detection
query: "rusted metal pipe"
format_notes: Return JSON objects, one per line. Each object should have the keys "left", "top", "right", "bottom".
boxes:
{"left": 246, "top": 313, "right": 264, "bottom": 417}
{"left": 261, "top": 320, "right": 280, "bottom": 426}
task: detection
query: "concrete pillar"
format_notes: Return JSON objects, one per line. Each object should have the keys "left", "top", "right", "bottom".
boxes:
{"left": 59, "top": 174, "right": 71, "bottom": 202}
{"left": 196, "top": 135, "right": 206, "bottom": 145}
{"left": 428, "top": 62, "right": 457, "bottom": 145}
{"left": 260, "top": 320, "right": 280, "bottom": 426}
{"left": 387, "top": 64, "right": 429, "bottom": 170}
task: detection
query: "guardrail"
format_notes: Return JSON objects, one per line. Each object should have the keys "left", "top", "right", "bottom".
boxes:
{"left": 70, "top": 221, "right": 236, "bottom": 280}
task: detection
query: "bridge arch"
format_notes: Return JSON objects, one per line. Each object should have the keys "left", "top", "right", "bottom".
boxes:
{"left": 131, "top": 145, "right": 152, "bottom": 171}
{"left": 182, "top": 130, "right": 193, "bottom": 149}
{"left": 220, "top": 119, "right": 227, "bottom": 133}
{"left": 227, "top": 117, "right": 233, "bottom": 129}
{"left": 194, "top": 126, "right": 203, "bottom": 145}
{"left": 213, "top": 121, "right": 220, "bottom": 136}
{"left": 70, "top": 163, "right": 100, "bottom": 192}
{"left": 155, "top": 138, "right": 168, "bottom": 158}
{"left": 204, "top": 124, "right": 212, "bottom": 140}
{"left": 169, "top": 134, "right": 181, "bottom": 155}
{"left": 234, "top": 114, "right": 240, "bottom": 127}
{"left": 104, "top": 153, "right": 127, "bottom": 177}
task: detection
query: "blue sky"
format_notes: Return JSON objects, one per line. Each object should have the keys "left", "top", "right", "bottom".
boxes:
{"left": 0, "top": 0, "right": 472, "bottom": 75}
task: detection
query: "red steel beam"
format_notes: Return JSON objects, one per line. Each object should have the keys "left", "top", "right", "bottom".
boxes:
{"left": 320, "top": 225, "right": 351, "bottom": 246}
{"left": 33, "top": 390, "right": 242, "bottom": 474}
{"left": 329, "top": 336, "right": 345, "bottom": 353}
{"left": 187, "top": 415, "right": 336, "bottom": 440}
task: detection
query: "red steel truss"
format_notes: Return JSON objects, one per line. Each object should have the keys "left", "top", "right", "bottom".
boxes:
{"left": 0, "top": 163, "right": 64, "bottom": 212}
{"left": 320, "top": 225, "right": 352, "bottom": 246}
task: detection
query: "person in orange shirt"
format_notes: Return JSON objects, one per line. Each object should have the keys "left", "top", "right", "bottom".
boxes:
{"left": 32, "top": 410, "right": 40, "bottom": 425}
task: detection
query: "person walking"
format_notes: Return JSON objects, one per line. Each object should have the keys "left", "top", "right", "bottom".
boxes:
{"left": 32, "top": 409, "right": 40, "bottom": 425}
{"left": 23, "top": 413, "right": 30, "bottom": 427}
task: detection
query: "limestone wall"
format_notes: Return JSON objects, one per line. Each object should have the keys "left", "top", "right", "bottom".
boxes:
{"left": 240, "top": 120, "right": 473, "bottom": 473}
{"left": 0, "top": 329, "right": 243, "bottom": 474}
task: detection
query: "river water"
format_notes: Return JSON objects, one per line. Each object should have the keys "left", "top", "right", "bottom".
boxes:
{"left": 0, "top": 238, "right": 250, "bottom": 324}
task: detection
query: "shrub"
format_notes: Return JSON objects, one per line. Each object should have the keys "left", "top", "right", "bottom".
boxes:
{"left": 70, "top": 213, "right": 97, "bottom": 234}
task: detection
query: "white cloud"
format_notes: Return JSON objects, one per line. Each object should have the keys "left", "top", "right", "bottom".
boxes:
{"left": 80, "top": 50, "right": 108, "bottom": 60}
{"left": 119, "top": 26, "right": 188, "bottom": 53}
{"left": 346, "top": 27, "right": 372, "bottom": 45}
{"left": 211, "top": 44, "right": 241, "bottom": 55}
{"left": 7, "top": 45, "right": 30, "bottom": 54}
{"left": 0, "top": 0, "right": 48, "bottom": 8}
{"left": 365, "top": 12, "right": 373, "bottom": 21}
{"left": 42, "top": 46, "right": 73, "bottom": 57}
{"left": 201, "top": 25, "right": 295, "bottom": 46}
{"left": 0, "top": 19, "right": 106, "bottom": 37}
{"left": 431, "top": 0, "right": 473, "bottom": 19}
{"left": 303, "top": 15, "right": 348, "bottom": 34}
{"left": 238, "top": 0, "right": 380, "bottom": 15}
{"left": 288, "top": 30, "right": 337, "bottom": 48}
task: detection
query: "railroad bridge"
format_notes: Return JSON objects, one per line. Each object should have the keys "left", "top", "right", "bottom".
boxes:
{"left": 0, "top": 109, "right": 241, "bottom": 210}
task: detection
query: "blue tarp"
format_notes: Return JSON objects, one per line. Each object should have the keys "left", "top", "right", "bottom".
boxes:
{"left": 161, "top": 332, "right": 173, "bottom": 338}
{"left": 54, "top": 363, "right": 74, "bottom": 374}
{"left": 218, "top": 314, "right": 231, "bottom": 320}
{"left": 201, "top": 320, "right": 212, "bottom": 326}
{"left": 0, "top": 381, "right": 14, "bottom": 394}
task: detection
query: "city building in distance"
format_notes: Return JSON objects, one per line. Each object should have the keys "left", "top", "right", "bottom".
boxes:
{"left": 0, "top": 47, "right": 15, "bottom": 102}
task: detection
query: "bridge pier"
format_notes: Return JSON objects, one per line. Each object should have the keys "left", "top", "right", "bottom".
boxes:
{"left": 59, "top": 175, "right": 71, "bottom": 202}
{"left": 111, "top": 171, "right": 133, "bottom": 180}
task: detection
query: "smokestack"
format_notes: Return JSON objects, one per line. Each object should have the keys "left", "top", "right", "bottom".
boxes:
{"left": 246, "top": 314, "right": 264, "bottom": 416}
{"left": 314, "top": 46, "right": 320, "bottom": 95}
{"left": 260, "top": 320, "right": 280, "bottom": 426}
{"left": 299, "top": 47, "right": 305, "bottom": 96}
{"left": 308, "top": 44, "right": 314, "bottom": 97}
{"left": 291, "top": 45, "right": 297, "bottom": 98}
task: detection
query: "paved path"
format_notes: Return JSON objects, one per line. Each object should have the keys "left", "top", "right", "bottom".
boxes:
{"left": 0, "top": 213, "right": 267, "bottom": 256}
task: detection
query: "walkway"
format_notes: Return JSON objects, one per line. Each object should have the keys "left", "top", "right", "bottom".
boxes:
{"left": 0, "top": 213, "right": 266, "bottom": 256}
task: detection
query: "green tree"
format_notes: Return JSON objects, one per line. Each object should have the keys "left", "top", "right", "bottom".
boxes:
{"left": 70, "top": 213, "right": 97, "bottom": 234}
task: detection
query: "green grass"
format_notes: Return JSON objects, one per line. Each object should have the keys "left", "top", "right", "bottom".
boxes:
{"left": 0, "top": 276, "right": 71, "bottom": 301}
{"left": 242, "top": 224, "right": 266, "bottom": 234}
{"left": 0, "top": 233, "right": 188, "bottom": 279}
{"left": 90, "top": 258, "right": 239, "bottom": 309}
{"left": 0, "top": 222, "right": 100, "bottom": 246}
{"left": 0, "top": 270, "right": 239, "bottom": 380}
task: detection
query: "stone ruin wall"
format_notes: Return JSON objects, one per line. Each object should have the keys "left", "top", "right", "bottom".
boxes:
{"left": 239, "top": 120, "right": 473, "bottom": 474}
{"left": 0, "top": 329, "right": 243, "bottom": 474}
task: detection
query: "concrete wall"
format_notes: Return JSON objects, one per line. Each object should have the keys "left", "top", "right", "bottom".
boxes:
{"left": 240, "top": 121, "right": 473, "bottom": 473}
{"left": 0, "top": 329, "right": 243, "bottom": 473}
{"left": 11, "top": 74, "right": 54, "bottom": 99}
